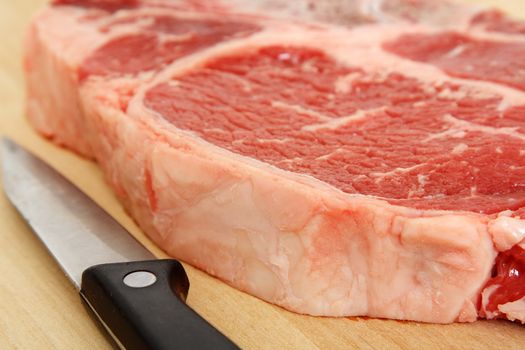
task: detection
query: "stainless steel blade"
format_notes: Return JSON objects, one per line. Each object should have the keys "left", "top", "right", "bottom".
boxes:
{"left": 1, "top": 138, "right": 154, "bottom": 289}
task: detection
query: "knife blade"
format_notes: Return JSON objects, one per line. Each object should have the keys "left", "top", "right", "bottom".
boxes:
{"left": 1, "top": 138, "right": 239, "bottom": 350}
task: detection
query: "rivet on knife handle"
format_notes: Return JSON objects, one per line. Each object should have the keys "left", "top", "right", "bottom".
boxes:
{"left": 80, "top": 259, "right": 240, "bottom": 350}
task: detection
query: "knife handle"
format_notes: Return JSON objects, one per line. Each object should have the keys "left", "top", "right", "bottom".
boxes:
{"left": 80, "top": 259, "right": 239, "bottom": 350}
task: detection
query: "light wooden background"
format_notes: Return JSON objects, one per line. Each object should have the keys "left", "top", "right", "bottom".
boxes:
{"left": 0, "top": 1, "right": 524, "bottom": 349}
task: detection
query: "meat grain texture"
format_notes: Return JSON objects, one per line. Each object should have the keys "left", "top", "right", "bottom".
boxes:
{"left": 25, "top": 0, "right": 525, "bottom": 323}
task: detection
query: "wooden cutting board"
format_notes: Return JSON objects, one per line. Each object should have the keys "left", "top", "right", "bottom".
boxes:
{"left": 1, "top": 1, "right": 524, "bottom": 349}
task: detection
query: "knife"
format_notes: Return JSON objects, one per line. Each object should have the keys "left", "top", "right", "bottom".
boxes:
{"left": 1, "top": 138, "right": 239, "bottom": 350}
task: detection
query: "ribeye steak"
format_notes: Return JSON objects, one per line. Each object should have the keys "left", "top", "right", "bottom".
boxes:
{"left": 25, "top": 0, "right": 525, "bottom": 323}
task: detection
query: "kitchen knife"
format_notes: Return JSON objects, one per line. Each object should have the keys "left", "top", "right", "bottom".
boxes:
{"left": 1, "top": 138, "right": 239, "bottom": 350}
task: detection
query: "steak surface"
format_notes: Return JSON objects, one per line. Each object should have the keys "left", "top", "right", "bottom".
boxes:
{"left": 25, "top": 0, "right": 525, "bottom": 323}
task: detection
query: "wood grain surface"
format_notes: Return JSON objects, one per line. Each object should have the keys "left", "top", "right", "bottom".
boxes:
{"left": 0, "top": 1, "right": 524, "bottom": 349}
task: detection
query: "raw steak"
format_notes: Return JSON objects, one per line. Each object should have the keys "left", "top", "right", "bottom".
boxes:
{"left": 25, "top": 0, "right": 525, "bottom": 323}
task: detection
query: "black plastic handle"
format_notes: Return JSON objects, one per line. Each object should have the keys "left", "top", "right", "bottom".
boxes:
{"left": 80, "top": 259, "right": 239, "bottom": 350}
